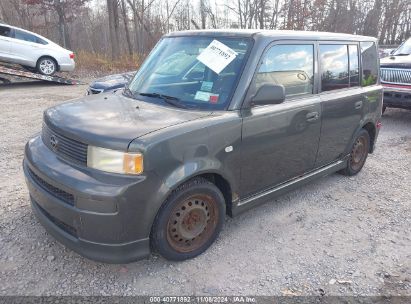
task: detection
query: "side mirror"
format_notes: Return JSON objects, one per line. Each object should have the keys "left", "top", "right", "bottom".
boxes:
{"left": 251, "top": 84, "right": 285, "bottom": 106}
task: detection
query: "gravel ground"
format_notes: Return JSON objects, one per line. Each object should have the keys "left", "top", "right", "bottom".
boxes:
{"left": 0, "top": 81, "right": 410, "bottom": 296}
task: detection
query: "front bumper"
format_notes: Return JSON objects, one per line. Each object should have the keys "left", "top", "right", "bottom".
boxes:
{"left": 383, "top": 84, "right": 411, "bottom": 109}
{"left": 24, "top": 135, "right": 165, "bottom": 263}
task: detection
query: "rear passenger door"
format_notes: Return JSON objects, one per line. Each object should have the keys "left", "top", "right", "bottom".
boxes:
{"left": 240, "top": 42, "right": 322, "bottom": 198}
{"left": 315, "top": 43, "right": 364, "bottom": 167}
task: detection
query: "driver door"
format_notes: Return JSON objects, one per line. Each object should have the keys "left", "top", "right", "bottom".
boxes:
{"left": 240, "top": 42, "right": 322, "bottom": 198}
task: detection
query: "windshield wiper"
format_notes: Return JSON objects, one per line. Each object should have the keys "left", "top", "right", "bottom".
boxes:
{"left": 393, "top": 53, "right": 410, "bottom": 56}
{"left": 138, "top": 92, "right": 188, "bottom": 109}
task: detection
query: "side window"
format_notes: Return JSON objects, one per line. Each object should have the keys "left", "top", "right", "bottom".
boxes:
{"left": 36, "top": 36, "right": 48, "bottom": 45}
{"left": 360, "top": 41, "right": 378, "bottom": 86}
{"left": 13, "top": 29, "right": 38, "bottom": 43}
{"left": 254, "top": 44, "right": 314, "bottom": 97}
{"left": 348, "top": 45, "right": 360, "bottom": 87}
{"left": 0, "top": 26, "right": 11, "bottom": 37}
{"left": 320, "top": 44, "right": 349, "bottom": 91}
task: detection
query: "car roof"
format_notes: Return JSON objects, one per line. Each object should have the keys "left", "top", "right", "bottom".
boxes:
{"left": 166, "top": 29, "right": 377, "bottom": 42}
{"left": 0, "top": 22, "right": 54, "bottom": 44}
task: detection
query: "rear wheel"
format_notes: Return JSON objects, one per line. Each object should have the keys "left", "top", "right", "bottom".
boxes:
{"left": 36, "top": 57, "right": 57, "bottom": 76}
{"left": 339, "top": 129, "right": 370, "bottom": 176}
{"left": 151, "top": 177, "right": 225, "bottom": 261}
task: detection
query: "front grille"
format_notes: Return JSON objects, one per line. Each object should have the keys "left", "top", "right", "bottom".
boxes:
{"left": 33, "top": 200, "right": 77, "bottom": 237}
{"left": 42, "top": 124, "right": 88, "bottom": 165}
{"left": 381, "top": 68, "right": 411, "bottom": 85}
{"left": 28, "top": 167, "right": 74, "bottom": 206}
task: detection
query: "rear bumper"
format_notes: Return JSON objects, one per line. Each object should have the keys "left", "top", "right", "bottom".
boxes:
{"left": 59, "top": 60, "right": 75, "bottom": 72}
{"left": 383, "top": 85, "right": 411, "bottom": 109}
{"left": 23, "top": 135, "right": 166, "bottom": 263}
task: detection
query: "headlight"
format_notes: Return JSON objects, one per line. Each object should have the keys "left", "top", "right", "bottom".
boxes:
{"left": 87, "top": 146, "right": 143, "bottom": 175}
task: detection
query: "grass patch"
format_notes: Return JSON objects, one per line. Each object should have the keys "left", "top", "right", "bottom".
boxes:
{"left": 74, "top": 51, "right": 144, "bottom": 77}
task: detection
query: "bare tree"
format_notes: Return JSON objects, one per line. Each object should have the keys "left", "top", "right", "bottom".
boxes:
{"left": 120, "top": 0, "right": 133, "bottom": 55}
{"left": 2, "top": 0, "right": 411, "bottom": 66}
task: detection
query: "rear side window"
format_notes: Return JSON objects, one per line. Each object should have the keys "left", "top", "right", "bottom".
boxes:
{"left": 254, "top": 44, "right": 314, "bottom": 97}
{"left": 13, "top": 29, "right": 47, "bottom": 45}
{"left": 360, "top": 41, "right": 378, "bottom": 86}
{"left": 320, "top": 44, "right": 349, "bottom": 91}
{"left": 0, "top": 26, "right": 11, "bottom": 37}
{"left": 349, "top": 45, "right": 360, "bottom": 87}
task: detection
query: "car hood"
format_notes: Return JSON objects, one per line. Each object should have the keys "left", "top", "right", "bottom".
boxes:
{"left": 380, "top": 55, "right": 411, "bottom": 68}
{"left": 43, "top": 93, "right": 212, "bottom": 150}
{"left": 90, "top": 72, "right": 135, "bottom": 90}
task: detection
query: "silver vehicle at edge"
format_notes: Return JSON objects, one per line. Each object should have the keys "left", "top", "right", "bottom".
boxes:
{"left": 0, "top": 23, "right": 75, "bottom": 75}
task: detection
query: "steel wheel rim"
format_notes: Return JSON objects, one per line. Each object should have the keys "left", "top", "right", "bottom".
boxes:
{"left": 350, "top": 136, "right": 367, "bottom": 171}
{"left": 167, "top": 194, "right": 218, "bottom": 253}
{"left": 40, "top": 60, "right": 55, "bottom": 75}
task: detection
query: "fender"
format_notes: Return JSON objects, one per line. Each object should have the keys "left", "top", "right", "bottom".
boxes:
{"left": 163, "top": 158, "right": 237, "bottom": 200}
{"left": 138, "top": 158, "right": 237, "bottom": 238}
{"left": 343, "top": 118, "right": 377, "bottom": 156}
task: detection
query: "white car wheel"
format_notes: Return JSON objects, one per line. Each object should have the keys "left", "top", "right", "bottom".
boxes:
{"left": 38, "top": 58, "right": 56, "bottom": 76}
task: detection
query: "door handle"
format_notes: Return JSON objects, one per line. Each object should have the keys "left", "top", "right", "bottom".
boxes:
{"left": 355, "top": 101, "right": 363, "bottom": 109}
{"left": 306, "top": 112, "right": 319, "bottom": 122}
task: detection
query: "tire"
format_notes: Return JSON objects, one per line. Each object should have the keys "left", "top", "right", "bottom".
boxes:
{"left": 151, "top": 177, "right": 226, "bottom": 261}
{"left": 36, "top": 57, "right": 57, "bottom": 76}
{"left": 339, "top": 129, "right": 370, "bottom": 176}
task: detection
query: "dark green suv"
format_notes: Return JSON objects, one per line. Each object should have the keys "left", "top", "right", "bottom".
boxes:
{"left": 24, "top": 30, "right": 383, "bottom": 263}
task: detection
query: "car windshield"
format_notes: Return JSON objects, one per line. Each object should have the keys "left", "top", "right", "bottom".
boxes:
{"left": 127, "top": 36, "right": 252, "bottom": 110}
{"left": 393, "top": 38, "right": 411, "bottom": 55}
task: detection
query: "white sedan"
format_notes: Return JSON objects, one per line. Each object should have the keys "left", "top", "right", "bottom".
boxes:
{"left": 0, "top": 23, "right": 75, "bottom": 76}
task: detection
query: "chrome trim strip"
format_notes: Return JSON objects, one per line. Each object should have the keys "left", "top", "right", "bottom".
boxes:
{"left": 237, "top": 160, "right": 345, "bottom": 207}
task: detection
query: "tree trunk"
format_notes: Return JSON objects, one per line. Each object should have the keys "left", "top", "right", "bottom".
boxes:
{"left": 107, "top": 0, "right": 120, "bottom": 59}
{"left": 55, "top": 1, "right": 71, "bottom": 49}
{"left": 121, "top": 0, "right": 133, "bottom": 56}
{"left": 200, "top": 0, "right": 206, "bottom": 29}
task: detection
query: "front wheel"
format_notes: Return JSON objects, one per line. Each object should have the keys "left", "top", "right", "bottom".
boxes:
{"left": 36, "top": 57, "right": 57, "bottom": 76}
{"left": 339, "top": 129, "right": 370, "bottom": 176}
{"left": 151, "top": 177, "right": 225, "bottom": 261}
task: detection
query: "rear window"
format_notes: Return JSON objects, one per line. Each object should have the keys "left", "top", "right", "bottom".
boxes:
{"left": 320, "top": 44, "right": 349, "bottom": 91}
{"left": 360, "top": 41, "right": 378, "bottom": 86}
{"left": 320, "top": 44, "right": 362, "bottom": 91}
{"left": 348, "top": 45, "right": 360, "bottom": 87}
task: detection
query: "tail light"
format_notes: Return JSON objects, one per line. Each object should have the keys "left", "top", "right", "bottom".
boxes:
{"left": 69, "top": 53, "right": 75, "bottom": 59}
{"left": 376, "top": 121, "right": 382, "bottom": 129}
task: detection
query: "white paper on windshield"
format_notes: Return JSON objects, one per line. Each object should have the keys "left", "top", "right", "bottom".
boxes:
{"left": 197, "top": 40, "right": 238, "bottom": 74}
